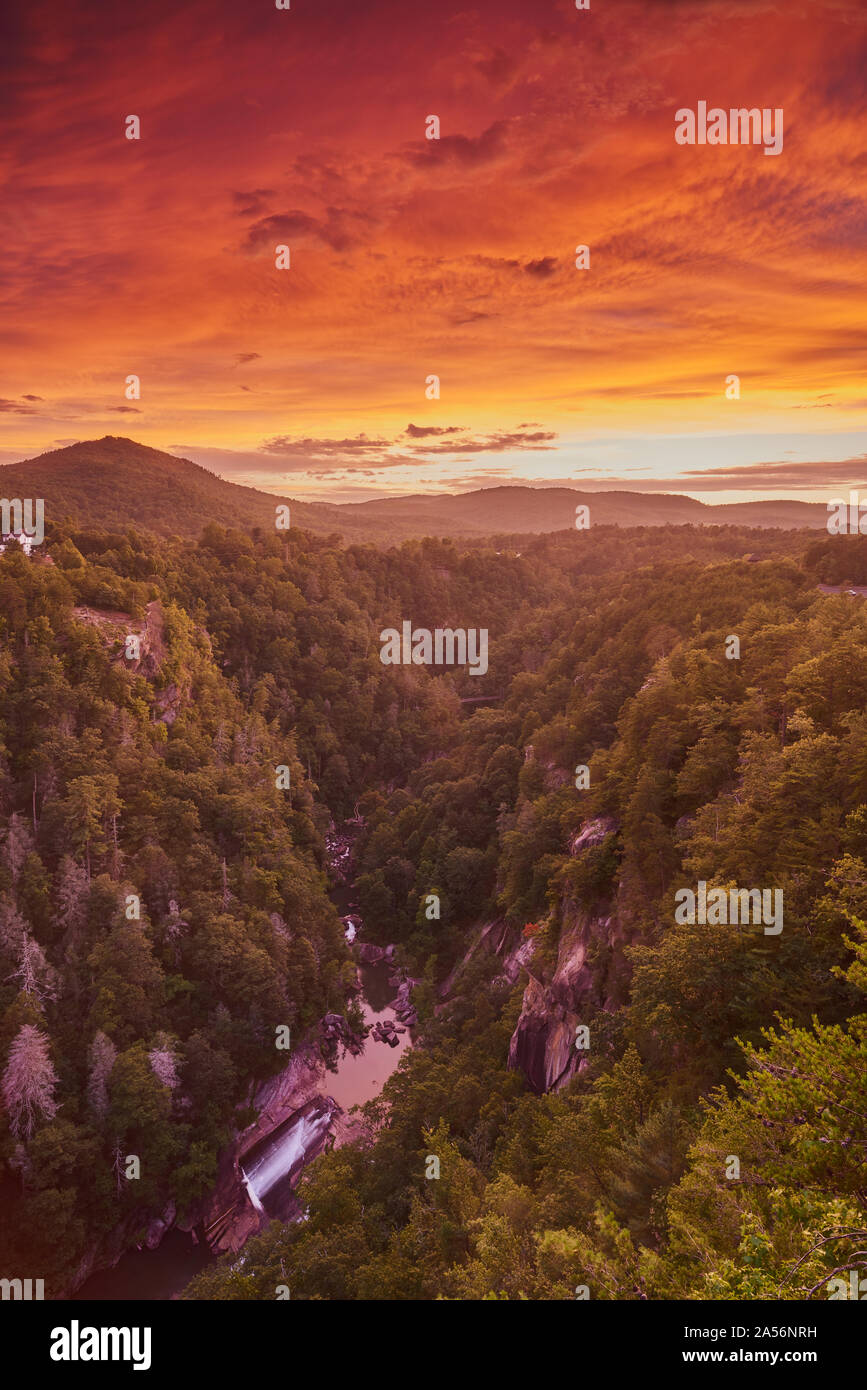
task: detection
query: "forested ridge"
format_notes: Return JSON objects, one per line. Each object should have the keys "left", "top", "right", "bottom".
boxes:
{"left": 1, "top": 515, "right": 865, "bottom": 1300}
{"left": 0, "top": 436, "right": 830, "bottom": 544}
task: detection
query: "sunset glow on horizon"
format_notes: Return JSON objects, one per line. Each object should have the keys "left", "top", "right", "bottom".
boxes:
{"left": 1, "top": 0, "right": 866, "bottom": 503}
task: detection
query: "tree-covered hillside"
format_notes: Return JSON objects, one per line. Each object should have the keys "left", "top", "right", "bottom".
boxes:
{"left": 0, "top": 436, "right": 830, "bottom": 545}
{"left": 1, "top": 515, "right": 864, "bottom": 1300}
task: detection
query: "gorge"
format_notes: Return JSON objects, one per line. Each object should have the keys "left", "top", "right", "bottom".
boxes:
{"left": 74, "top": 826, "right": 413, "bottom": 1299}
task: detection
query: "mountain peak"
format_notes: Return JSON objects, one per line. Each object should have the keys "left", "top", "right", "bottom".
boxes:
{"left": 0, "top": 436, "right": 831, "bottom": 544}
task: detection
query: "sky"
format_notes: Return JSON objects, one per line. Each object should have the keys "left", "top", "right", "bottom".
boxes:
{"left": 1, "top": 0, "right": 865, "bottom": 504}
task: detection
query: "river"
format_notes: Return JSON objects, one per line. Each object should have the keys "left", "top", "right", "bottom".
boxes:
{"left": 74, "top": 830, "right": 409, "bottom": 1300}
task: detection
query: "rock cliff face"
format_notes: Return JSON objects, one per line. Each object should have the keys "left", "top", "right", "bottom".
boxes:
{"left": 438, "top": 918, "right": 533, "bottom": 1001}
{"left": 507, "top": 920, "right": 597, "bottom": 1092}
{"left": 71, "top": 600, "right": 189, "bottom": 723}
{"left": 507, "top": 817, "right": 619, "bottom": 1094}
{"left": 72, "top": 599, "right": 166, "bottom": 676}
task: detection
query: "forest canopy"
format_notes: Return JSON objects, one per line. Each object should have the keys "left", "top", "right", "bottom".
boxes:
{"left": 1, "top": 515, "right": 864, "bottom": 1301}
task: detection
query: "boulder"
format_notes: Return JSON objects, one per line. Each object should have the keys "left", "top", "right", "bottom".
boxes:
{"left": 393, "top": 980, "right": 412, "bottom": 1008}
{"left": 358, "top": 943, "right": 386, "bottom": 964}
{"left": 144, "top": 1201, "right": 176, "bottom": 1250}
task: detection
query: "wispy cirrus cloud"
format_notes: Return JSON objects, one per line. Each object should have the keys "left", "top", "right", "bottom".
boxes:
{"left": 257, "top": 423, "right": 559, "bottom": 470}
{"left": 260, "top": 433, "right": 392, "bottom": 458}
{"left": 257, "top": 433, "right": 415, "bottom": 472}
{"left": 405, "top": 429, "right": 557, "bottom": 455}
{"left": 405, "top": 424, "right": 463, "bottom": 438}
{"left": 676, "top": 457, "right": 867, "bottom": 488}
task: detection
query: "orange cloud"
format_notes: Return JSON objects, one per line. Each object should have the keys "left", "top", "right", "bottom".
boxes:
{"left": 1, "top": 0, "right": 865, "bottom": 499}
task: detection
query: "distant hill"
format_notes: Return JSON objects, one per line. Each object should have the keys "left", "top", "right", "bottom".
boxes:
{"left": 0, "top": 437, "right": 350, "bottom": 540}
{"left": 348, "top": 485, "right": 828, "bottom": 534}
{"left": 0, "top": 436, "right": 831, "bottom": 543}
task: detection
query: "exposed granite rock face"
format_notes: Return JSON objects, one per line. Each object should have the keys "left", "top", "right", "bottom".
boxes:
{"left": 436, "top": 820, "right": 621, "bottom": 1095}
{"left": 70, "top": 600, "right": 191, "bottom": 725}
{"left": 438, "top": 919, "right": 530, "bottom": 1000}
{"left": 495, "top": 929, "right": 537, "bottom": 987}
{"left": 507, "top": 920, "right": 596, "bottom": 1093}
{"left": 508, "top": 817, "right": 620, "bottom": 1094}
{"left": 358, "top": 942, "right": 387, "bottom": 964}
{"left": 507, "top": 977, "right": 576, "bottom": 1094}
{"left": 568, "top": 815, "right": 618, "bottom": 856}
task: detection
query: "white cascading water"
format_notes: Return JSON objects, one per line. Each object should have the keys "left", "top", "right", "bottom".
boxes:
{"left": 242, "top": 1174, "right": 266, "bottom": 1214}
{"left": 240, "top": 1110, "right": 331, "bottom": 1210}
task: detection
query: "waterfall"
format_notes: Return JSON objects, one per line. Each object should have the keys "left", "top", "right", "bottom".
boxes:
{"left": 242, "top": 1174, "right": 266, "bottom": 1215}
{"left": 239, "top": 1106, "right": 333, "bottom": 1213}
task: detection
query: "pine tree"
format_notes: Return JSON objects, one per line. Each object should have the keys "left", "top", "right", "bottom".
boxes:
{"left": 2, "top": 1023, "right": 59, "bottom": 1140}
{"left": 7, "top": 933, "right": 58, "bottom": 1006}
{"left": 56, "top": 855, "right": 90, "bottom": 943}
{"left": 148, "top": 1036, "right": 179, "bottom": 1091}
{"left": 0, "top": 900, "right": 27, "bottom": 954}
{"left": 86, "top": 1030, "right": 117, "bottom": 1120}
{"left": 2, "top": 813, "right": 33, "bottom": 883}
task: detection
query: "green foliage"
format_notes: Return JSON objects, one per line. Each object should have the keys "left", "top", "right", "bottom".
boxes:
{"left": 4, "top": 515, "right": 867, "bottom": 1301}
